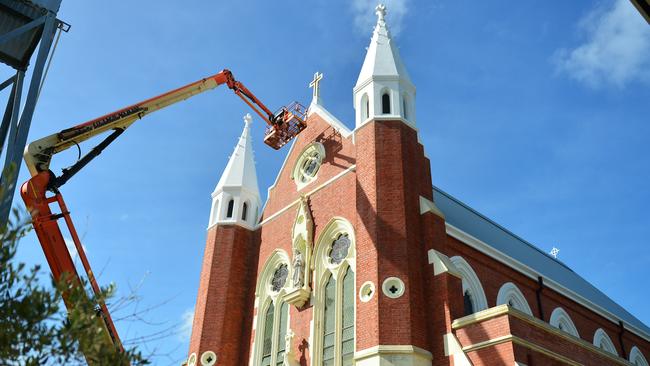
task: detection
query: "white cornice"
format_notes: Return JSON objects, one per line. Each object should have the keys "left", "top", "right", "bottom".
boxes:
{"left": 446, "top": 223, "right": 650, "bottom": 343}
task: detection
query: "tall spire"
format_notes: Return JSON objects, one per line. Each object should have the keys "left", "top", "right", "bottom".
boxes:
{"left": 209, "top": 113, "right": 261, "bottom": 229}
{"left": 353, "top": 4, "right": 416, "bottom": 128}
{"left": 355, "top": 4, "right": 412, "bottom": 87}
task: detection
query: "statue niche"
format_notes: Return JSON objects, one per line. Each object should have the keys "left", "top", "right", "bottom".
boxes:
{"left": 284, "top": 195, "right": 312, "bottom": 308}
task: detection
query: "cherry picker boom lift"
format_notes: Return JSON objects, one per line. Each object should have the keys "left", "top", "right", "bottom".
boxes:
{"left": 19, "top": 69, "right": 307, "bottom": 364}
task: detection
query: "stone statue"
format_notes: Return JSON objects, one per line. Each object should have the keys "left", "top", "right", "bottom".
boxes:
{"left": 283, "top": 329, "right": 295, "bottom": 366}
{"left": 292, "top": 248, "right": 305, "bottom": 288}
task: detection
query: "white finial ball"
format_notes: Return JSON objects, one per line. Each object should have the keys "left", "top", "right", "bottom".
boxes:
{"left": 243, "top": 113, "right": 253, "bottom": 126}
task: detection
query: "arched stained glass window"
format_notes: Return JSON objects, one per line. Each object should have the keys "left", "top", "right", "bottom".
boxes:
{"left": 261, "top": 303, "right": 274, "bottom": 366}
{"left": 226, "top": 199, "right": 234, "bottom": 218}
{"left": 275, "top": 302, "right": 288, "bottom": 365}
{"left": 341, "top": 268, "right": 355, "bottom": 365}
{"left": 322, "top": 275, "right": 336, "bottom": 366}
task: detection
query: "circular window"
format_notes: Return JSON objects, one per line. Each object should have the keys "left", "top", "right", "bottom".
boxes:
{"left": 292, "top": 143, "right": 325, "bottom": 189}
{"left": 200, "top": 351, "right": 217, "bottom": 366}
{"left": 328, "top": 233, "right": 351, "bottom": 266}
{"left": 270, "top": 264, "right": 288, "bottom": 293}
{"left": 187, "top": 353, "right": 197, "bottom": 366}
{"left": 382, "top": 277, "right": 405, "bottom": 299}
{"left": 359, "top": 281, "right": 375, "bottom": 302}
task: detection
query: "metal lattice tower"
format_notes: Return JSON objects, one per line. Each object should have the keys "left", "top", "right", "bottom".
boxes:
{"left": 0, "top": 0, "right": 68, "bottom": 227}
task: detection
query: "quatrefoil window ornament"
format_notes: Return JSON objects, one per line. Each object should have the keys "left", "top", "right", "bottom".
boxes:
{"left": 271, "top": 264, "right": 288, "bottom": 292}
{"left": 329, "top": 233, "right": 351, "bottom": 265}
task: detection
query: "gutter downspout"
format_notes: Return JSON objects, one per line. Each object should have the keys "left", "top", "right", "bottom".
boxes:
{"left": 536, "top": 276, "right": 545, "bottom": 321}
{"left": 618, "top": 321, "right": 627, "bottom": 359}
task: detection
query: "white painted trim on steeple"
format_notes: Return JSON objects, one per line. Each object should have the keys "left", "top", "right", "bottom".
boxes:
{"left": 209, "top": 114, "right": 261, "bottom": 230}
{"left": 353, "top": 4, "right": 416, "bottom": 129}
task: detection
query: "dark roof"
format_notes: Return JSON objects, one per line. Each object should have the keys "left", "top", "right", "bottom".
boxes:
{"left": 433, "top": 185, "right": 650, "bottom": 338}
{"left": 630, "top": 0, "right": 650, "bottom": 23}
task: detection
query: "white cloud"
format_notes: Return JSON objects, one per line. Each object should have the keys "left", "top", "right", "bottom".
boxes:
{"left": 178, "top": 307, "right": 194, "bottom": 342}
{"left": 351, "top": 0, "right": 409, "bottom": 35}
{"left": 555, "top": 0, "right": 650, "bottom": 88}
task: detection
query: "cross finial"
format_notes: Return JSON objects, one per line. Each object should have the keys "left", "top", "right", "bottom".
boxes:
{"left": 375, "top": 4, "right": 387, "bottom": 22}
{"left": 243, "top": 113, "right": 253, "bottom": 127}
{"left": 549, "top": 247, "right": 560, "bottom": 259}
{"left": 309, "top": 71, "right": 323, "bottom": 104}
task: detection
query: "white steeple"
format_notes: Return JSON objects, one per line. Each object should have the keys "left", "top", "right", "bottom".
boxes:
{"left": 209, "top": 113, "right": 261, "bottom": 230}
{"left": 353, "top": 4, "right": 416, "bottom": 129}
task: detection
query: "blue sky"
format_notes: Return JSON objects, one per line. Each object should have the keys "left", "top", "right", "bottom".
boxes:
{"left": 5, "top": 0, "right": 650, "bottom": 364}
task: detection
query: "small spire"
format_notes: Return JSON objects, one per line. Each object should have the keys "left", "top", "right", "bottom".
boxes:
{"left": 244, "top": 113, "right": 253, "bottom": 127}
{"left": 213, "top": 114, "right": 260, "bottom": 198}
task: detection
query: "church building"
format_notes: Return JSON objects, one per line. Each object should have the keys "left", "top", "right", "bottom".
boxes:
{"left": 186, "top": 5, "right": 650, "bottom": 366}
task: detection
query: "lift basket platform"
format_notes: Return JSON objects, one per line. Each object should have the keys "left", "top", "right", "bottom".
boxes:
{"left": 264, "top": 102, "right": 307, "bottom": 150}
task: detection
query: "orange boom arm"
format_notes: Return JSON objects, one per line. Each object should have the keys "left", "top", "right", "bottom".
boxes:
{"left": 20, "top": 69, "right": 306, "bottom": 364}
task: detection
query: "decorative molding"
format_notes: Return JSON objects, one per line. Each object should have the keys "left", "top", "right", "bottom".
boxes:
{"left": 427, "top": 249, "right": 462, "bottom": 278}
{"left": 419, "top": 196, "right": 444, "bottom": 219}
{"left": 496, "top": 282, "right": 533, "bottom": 316}
{"left": 291, "top": 142, "right": 325, "bottom": 191}
{"left": 354, "top": 345, "right": 433, "bottom": 362}
{"left": 450, "top": 255, "right": 488, "bottom": 312}
{"left": 443, "top": 333, "right": 472, "bottom": 366}
{"left": 452, "top": 305, "right": 635, "bottom": 366}
{"left": 445, "top": 223, "right": 650, "bottom": 343}
{"left": 286, "top": 196, "right": 313, "bottom": 308}
{"left": 630, "top": 346, "right": 649, "bottom": 366}
{"left": 593, "top": 328, "right": 618, "bottom": 356}
{"left": 549, "top": 307, "right": 580, "bottom": 338}
{"left": 382, "top": 277, "right": 405, "bottom": 299}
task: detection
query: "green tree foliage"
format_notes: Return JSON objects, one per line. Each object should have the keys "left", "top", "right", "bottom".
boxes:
{"left": 0, "top": 213, "right": 150, "bottom": 365}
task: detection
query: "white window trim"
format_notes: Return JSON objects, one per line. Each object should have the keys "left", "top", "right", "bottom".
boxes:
{"left": 450, "top": 256, "right": 488, "bottom": 312}
{"left": 593, "top": 328, "right": 617, "bottom": 356}
{"left": 251, "top": 250, "right": 292, "bottom": 366}
{"left": 496, "top": 282, "right": 533, "bottom": 316}
{"left": 630, "top": 346, "right": 649, "bottom": 366}
{"left": 549, "top": 307, "right": 580, "bottom": 338}
{"left": 310, "top": 217, "right": 356, "bottom": 366}
{"left": 291, "top": 142, "right": 325, "bottom": 191}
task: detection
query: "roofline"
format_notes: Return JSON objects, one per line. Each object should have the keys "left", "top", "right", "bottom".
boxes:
{"left": 434, "top": 185, "right": 650, "bottom": 342}
{"left": 630, "top": 0, "right": 650, "bottom": 23}
{"left": 433, "top": 185, "right": 574, "bottom": 271}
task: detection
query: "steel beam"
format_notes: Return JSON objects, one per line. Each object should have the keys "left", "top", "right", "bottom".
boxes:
{"left": 0, "top": 12, "right": 57, "bottom": 226}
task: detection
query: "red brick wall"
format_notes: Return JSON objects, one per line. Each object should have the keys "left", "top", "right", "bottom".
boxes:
{"left": 441, "top": 234, "right": 650, "bottom": 362}
{"left": 255, "top": 112, "right": 358, "bottom": 365}
{"left": 355, "top": 120, "right": 431, "bottom": 350}
{"left": 188, "top": 224, "right": 259, "bottom": 365}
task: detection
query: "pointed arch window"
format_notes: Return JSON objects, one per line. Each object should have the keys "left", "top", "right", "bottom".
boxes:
{"left": 360, "top": 93, "right": 369, "bottom": 121}
{"left": 226, "top": 199, "right": 234, "bottom": 218}
{"left": 322, "top": 275, "right": 336, "bottom": 366}
{"left": 496, "top": 282, "right": 533, "bottom": 316}
{"left": 241, "top": 202, "right": 248, "bottom": 221}
{"left": 312, "top": 218, "right": 356, "bottom": 366}
{"left": 451, "top": 256, "right": 488, "bottom": 315}
{"left": 381, "top": 92, "right": 391, "bottom": 114}
{"left": 253, "top": 253, "right": 292, "bottom": 366}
